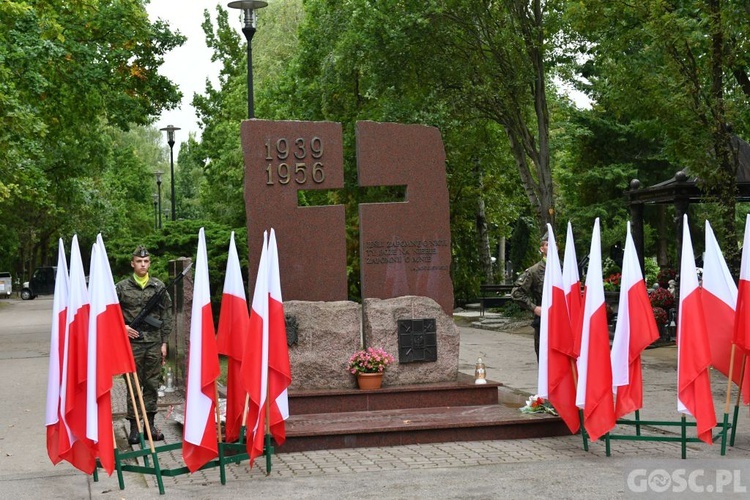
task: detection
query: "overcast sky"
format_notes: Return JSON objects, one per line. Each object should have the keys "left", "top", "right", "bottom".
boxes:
{"left": 146, "top": 1, "right": 229, "bottom": 154}
{"left": 145, "top": 2, "right": 590, "bottom": 156}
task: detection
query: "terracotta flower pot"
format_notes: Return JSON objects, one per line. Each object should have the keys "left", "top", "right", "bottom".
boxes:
{"left": 356, "top": 372, "right": 383, "bottom": 390}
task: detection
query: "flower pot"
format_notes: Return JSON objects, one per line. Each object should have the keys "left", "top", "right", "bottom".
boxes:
{"left": 356, "top": 372, "right": 383, "bottom": 390}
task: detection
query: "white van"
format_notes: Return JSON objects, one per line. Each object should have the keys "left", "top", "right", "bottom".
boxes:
{"left": 0, "top": 272, "right": 11, "bottom": 298}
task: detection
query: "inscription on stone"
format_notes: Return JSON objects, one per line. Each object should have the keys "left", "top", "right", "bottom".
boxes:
{"left": 357, "top": 121, "right": 454, "bottom": 315}
{"left": 397, "top": 318, "right": 437, "bottom": 363}
{"left": 363, "top": 238, "right": 449, "bottom": 270}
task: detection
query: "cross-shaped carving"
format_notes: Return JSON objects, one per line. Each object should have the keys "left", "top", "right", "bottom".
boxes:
{"left": 242, "top": 120, "right": 454, "bottom": 314}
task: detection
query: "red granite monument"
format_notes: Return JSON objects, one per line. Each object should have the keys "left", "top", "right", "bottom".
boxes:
{"left": 242, "top": 120, "right": 347, "bottom": 302}
{"left": 242, "top": 120, "right": 453, "bottom": 314}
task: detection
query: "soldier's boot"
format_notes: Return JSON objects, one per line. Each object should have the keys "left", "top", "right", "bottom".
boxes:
{"left": 147, "top": 412, "right": 164, "bottom": 441}
{"left": 127, "top": 419, "right": 140, "bottom": 445}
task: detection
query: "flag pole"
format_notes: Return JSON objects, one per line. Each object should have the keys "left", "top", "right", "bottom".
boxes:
{"left": 240, "top": 393, "right": 250, "bottom": 444}
{"left": 215, "top": 381, "right": 223, "bottom": 444}
{"left": 724, "top": 344, "right": 737, "bottom": 414}
{"left": 264, "top": 383, "right": 272, "bottom": 475}
{"left": 731, "top": 353, "right": 747, "bottom": 446}
{"left": 721, "top": 344, "right": 737, "bottom": 454}
{"left": 132, "top": 371, "right": 156, "bottom": 452}
{"left": 124, "top": 372, "right": 144, "bottom": 437}
{"left": 569, "top": 358, "right": 588, "bottom": 451}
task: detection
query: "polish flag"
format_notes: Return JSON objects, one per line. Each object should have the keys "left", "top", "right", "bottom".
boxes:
{"left": 183, "top": 228, "right": 220, "bottom": 472}
{"left": 733, "top": 214, "right": 750, "bottom": 403}
{"left": 86, "top": 235, "right": 136, "bottom": 475}
{"left": 610, "top": 222, "right": 659, "bottom": 419}
{"left": 575, "top": 218, "right": 615, "bottom": 441}
{"left": 562, "top": 221, "right": 583, "bottom": 357}
{"left": 242, "top": 231, "right": 269, "bottom": 466}
{"left": 46, "top": 240, "right": 69, "bottom": 464}
{"left": 702, "top": 220, "right": 750, "bottom": 402}
{"left": 58, "top": 235, "right": 96, "bottom": 473}
{"left": 216, "top": 231, "right": 251, "bottom": 443}
{"left": 537, "top": 224, "right": 580, "bottom": 434}
{"left": 266, "top": 229, "right": 292, "bottom": 445}
{"left": 677, "top": 215, "right": 716, "bottom": 444}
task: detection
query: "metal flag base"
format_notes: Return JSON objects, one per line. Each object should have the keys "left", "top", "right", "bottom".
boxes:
{"left": 94, "top": 426, "right": 276, "bottom": 495}
{"left": 598, "top": 411, "right": 733, "bottom": 459}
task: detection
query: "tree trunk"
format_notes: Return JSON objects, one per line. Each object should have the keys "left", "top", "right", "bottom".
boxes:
{"left": 475, "top": 159, "right": 494, "bottom": 283}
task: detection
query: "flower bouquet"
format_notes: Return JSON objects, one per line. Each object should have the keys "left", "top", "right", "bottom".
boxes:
{"left": 603, "top": 273, "right": 622, "bottom": 292}
{"left": 348, "top": 347, "right": 395, "bottom": 374}
{"left": 657, "top": 267, "right": 677, "bottom": 288}
{"left": 519, "top": 394, "right": 558, "bottom": 416}
{"left": 652, "top": 306, "right": 668, "bottom": 326}
{"left": 649, "top": 287, "right": 675, "bottom": 310}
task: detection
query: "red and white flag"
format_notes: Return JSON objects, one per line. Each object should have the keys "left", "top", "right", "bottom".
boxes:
{"left": 242, "top": 231, "right": 270, "bottom": 466}
{"left": 677, "top": 215, "right": 716, "bottom": 444}
{"left": 562, "top": 221, "right": 583, "bottom": 357}
{"left": 216, "top": 231, "right": 251, "bottom": 443}
{"left": 537, "top": 224, "right": 580, "bottom": 434}
{"left": 266, "top": 229, "right": 292, "bottom": 445}
{"left": 183, "top": 228, "right": 220, "bottom": 472}
{"left": 46, "top": 239, "right": 69, "bottom": 465}
{"left": 86, "top": 235, "right": 135, "bottom": 475}
{"left": 733, "top": 214, "right": 750, "bottom": 403}
{"left": 58, "top": 235, "right": 96, "bottom": 473}
{"left": 575, "top": 218, "right": 615, "bottom": 440}
{"left": 610, "top": 222, "right": 659, "bottom": 419}
{"left": 702, "top": 220, "right": 750, "bottom": 402}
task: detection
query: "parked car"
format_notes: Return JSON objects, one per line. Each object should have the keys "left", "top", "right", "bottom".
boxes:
{"left": 21, "top": 266, "right": 56, "bottom": 300}
{"left": 0, "top": 272, "right": 11, "bottom": 298}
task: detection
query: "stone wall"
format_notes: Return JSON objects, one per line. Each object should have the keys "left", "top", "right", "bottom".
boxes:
{"left": 285, "top": 300, "right": 362, "bottom": 390}
{"left": 285, "top": 296, "right": 459, "bottom": 390}
{"left": 363, "top": 296, "right": 459, "bottom": 386}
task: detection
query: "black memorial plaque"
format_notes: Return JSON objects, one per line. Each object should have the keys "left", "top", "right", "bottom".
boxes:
{"left": 397, "top": 318, "right": 437, "bottom": 363}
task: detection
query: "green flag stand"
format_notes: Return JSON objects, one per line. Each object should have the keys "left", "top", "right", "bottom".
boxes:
{"left": 96, "top": 375, "right": 276, "bottom": 495}
{"left": 105, "top": 425, "right": 276, "bottom": 494}
{"left": 598, "top": 344, "right": 745, "bottom": 458}
{"left": 603, "top": 414, "right": 731, "bottom": 459}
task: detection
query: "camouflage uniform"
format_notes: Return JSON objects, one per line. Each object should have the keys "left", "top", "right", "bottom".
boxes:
{"left": 511, "top": 259, "right": 545, "bottom": 361}
{"left": 116, "top": 275, "right": 172, "bottom": 419}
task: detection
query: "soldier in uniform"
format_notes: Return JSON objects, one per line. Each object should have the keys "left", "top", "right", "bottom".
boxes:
{"left": 511, "top": 233, "right": 548, "bottom": 361}
{"left": 116, "top": 246, "right": 172, "bottom": 444}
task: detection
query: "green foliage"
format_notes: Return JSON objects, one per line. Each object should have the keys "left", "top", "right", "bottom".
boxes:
{"left": 500, "top": 300, "right": 531, "bottom": 319}
{"left": 0, "top": 1, "right": 184, "bottom": 276}
{"left": 107, "top": 219, "right": 248, "bottom": 320}
{"left": 644, "top": 257, "right": 659, "bottom": 287}
{"left": 564, "top": 0, "right": 750, "bottom": 269}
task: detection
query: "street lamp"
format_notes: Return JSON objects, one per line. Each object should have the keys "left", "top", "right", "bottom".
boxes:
{"left": 155, "top": 171, "right": 163, "bottom": 229}
{"left": 159, "top": 125, "right": 180, "bottom": 221}
{"left": 152, "top": 193, "right": 158, "bottom": 230}
{"left": 227, "top": 1, "right": 268, "bottom": 118}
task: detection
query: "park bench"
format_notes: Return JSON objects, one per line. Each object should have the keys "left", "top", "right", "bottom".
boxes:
{"left": 479, "top": 283, "right": 515, "bottom": 316}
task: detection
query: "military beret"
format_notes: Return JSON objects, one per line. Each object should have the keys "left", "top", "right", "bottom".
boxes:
{"left": 132, "top": 245, "right": 150, "bottom": 257}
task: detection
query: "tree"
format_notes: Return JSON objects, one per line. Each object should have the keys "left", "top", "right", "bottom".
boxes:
{"left": 0, "top": 0, "right": 184, "bottom": 274}
{"left": 566, "top": 0, "right": 750, "bottom": 271}
{"left": 438, "top": 0, "right": 564, "bottom": 232}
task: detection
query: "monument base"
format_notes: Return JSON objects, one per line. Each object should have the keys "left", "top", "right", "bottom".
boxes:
{"left": 278, "top": 373, "right": 569, "bottom": 453}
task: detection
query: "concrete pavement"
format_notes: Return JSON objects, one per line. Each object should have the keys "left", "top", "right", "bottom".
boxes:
{"left": 2, "top": 297, "right": 750, "bottom": 499}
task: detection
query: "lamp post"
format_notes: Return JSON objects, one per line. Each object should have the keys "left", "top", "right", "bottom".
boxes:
{"left": 159, "top": 125, "right": 180, "bottom": 221}
{"left": 155, "top": 171, "right": 163, "bottom": 229}
{"left": 227, "top": 1, "right": 268, "bottom": 118}
{"left": 152, "top": 193, "right": 158, "bottom": 230}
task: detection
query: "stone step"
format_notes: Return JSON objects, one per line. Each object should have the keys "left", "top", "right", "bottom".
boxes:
{"left": 288, "top": 373, "right": 500, "bottom": 415}
{"left": 278, "top": 403, "right": 568, "bottom": 453}
{"left": 277, "top": 374, "right": 570, "bottom": 453}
